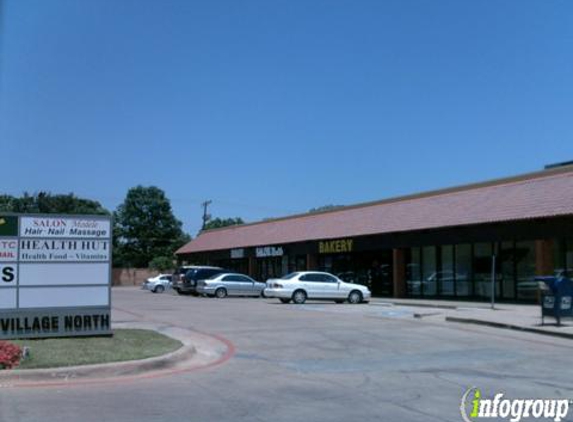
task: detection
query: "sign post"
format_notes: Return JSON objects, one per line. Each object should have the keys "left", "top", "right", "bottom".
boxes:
{"left": 0, "top": 214, "right": 112, "bottom": 340}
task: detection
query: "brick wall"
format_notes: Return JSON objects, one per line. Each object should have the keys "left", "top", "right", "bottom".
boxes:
{"left": 112, "top": 268, "right": 172, "bottom": 286}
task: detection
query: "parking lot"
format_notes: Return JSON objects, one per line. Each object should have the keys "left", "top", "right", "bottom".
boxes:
{"left": 1, "top": 287, "right": 573, "bottom": 422}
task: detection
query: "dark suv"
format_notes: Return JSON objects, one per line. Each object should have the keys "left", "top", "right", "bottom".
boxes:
{"left": 172, "top": 266, "right": 226, "bottom": 295}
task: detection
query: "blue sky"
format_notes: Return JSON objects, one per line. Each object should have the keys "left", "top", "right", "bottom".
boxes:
{"left": 1, "top": 0, "right": 572, "bottom": 236}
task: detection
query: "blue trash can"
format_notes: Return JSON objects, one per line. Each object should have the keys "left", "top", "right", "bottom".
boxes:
{"left": 536, "top": 276, "right": 573, "bottom": 325}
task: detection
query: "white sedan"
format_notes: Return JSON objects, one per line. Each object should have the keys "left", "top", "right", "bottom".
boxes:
{"left": 142, "top": 274, "right": 173, "bottom": 293}
{"left": 264, "top": 271, "right": 371, "bottom": 304}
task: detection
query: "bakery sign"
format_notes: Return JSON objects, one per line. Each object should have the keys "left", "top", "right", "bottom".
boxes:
{"left": 0, "top": 214, "right": 112, "bottom": 340}
{"left": 319, "top": 238, "right": 354, "bottom": 254}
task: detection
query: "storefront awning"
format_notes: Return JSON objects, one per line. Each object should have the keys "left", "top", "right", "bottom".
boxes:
{"left": 177, "top": 169, "right": 573, "bottom": 255}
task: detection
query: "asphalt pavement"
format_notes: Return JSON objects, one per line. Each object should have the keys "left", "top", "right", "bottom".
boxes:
{"left": 1, "top": 287, "right": 573, "bottom": 422}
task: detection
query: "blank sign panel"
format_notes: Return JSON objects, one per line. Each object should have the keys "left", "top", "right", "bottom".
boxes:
{"left": 19, "top": 263, "right": 109, "bottom": 286}
{"left": 0, "top": 289, "right": 17, "bottom": 309}
{"left": 19, "top": 287, "right": 109, "bottom": 308}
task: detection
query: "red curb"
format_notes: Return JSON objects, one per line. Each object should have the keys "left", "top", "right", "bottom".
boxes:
{"left": 0, "top": 307, "right": 236, "bottom": 389}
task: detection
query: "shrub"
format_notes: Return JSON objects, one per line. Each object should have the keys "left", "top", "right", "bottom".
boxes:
{"left": 0, "top": 341, "right": 22, "bottom": 369}
{"left": 148, "top": 256, "right": 174, "bottom": 272}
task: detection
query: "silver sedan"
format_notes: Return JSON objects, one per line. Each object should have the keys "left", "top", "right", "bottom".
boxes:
{"left": 196, "top": 273, "right": 266, "bottom": 298}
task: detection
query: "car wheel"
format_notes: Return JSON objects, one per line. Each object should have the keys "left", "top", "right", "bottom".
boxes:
{"left": 215, "top": 288, "right": 227, "bottom": 299}
{"left": 260, "top": 290, "right": 266, "bottom": 298}
{"left": 348, "top": 290, "right": 363, "bottom": 304}
{"left": 292, "top": 290, "right": 307, "bottom": 304}
{"left": 154, "top": 285, "right": 165, "bottom": 294}
{"left": 279, "top": 298, "right": 291, "bottom": 304}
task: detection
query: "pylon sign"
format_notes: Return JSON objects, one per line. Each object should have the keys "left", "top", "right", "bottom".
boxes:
{"left": 0, "top": 214, "right": 112, "bottom": 339}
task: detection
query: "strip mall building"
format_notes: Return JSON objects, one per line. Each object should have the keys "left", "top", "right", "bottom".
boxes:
{"left": 176, "top": 164, "right": 573, "bottom": 302}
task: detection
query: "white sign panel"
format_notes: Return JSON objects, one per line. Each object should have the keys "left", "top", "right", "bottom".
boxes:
{"left": 0, "top": 214, "right": 112, "bottom": 339}
{"left": 0, "top": 264, "right": 17, "bottom": 285}
{"left": 230, "top": 248, "right": 245, "bottom": 259}
{"left": 20, "top": 217, "right": 111, "bottom": 238}
{"left": 19, "top": 263, "right": 109, "bottom": 287}
{"left": 256, "top": 246, "right": 284, "bottom": 258}
{"left": 19, "top": 239, "right": 110, "bottom": 262}
{"left": 19, "top": 286, "right": 109, "bottom": 309}
{"left": 0, "top": 239, "right": 18, "bottom": 262}
{"left": 0, "top": 289, "right": 16, "bottom": 309}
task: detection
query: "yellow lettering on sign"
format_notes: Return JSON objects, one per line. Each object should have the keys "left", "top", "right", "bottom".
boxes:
{"left": 319, "top": 239, "right": 354, "bottom": 254}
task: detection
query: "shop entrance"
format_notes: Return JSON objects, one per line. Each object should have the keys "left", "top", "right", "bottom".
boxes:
{"left": 318, "top": 250, "right": 393, "bottom": 297}
{"left": 256, "top": 257, "right": 283, "bottom": 281}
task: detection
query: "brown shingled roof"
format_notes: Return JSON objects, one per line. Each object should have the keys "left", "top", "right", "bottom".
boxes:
{"left": 176, "top": 168, "right": 573, "bottom": 255}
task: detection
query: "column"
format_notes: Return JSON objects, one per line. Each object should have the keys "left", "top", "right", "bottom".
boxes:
{"left": 535, "top": 239, "right": 554, "bottom": 276}
{"left": 306, "top": 254, "right": 318, "bottom": 271}
{"left": 248, "top": 257, "right": 256, "bottom": 278}
{"left": 393, "top": 248, "right": 407, "bottom": 298}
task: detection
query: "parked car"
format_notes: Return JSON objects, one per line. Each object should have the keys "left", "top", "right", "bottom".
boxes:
{"left": 172, "top": 265, "right": 196, "bottom": 283}
{"left": 172, "top": 266, "right": 226, "bottom": 295}
{"left": 196, "top": 273, "right": 265, "bottom": 298}
{"left": 142, "top": 274, "right": 173, "bottom": 293}
{"left": 264, "top": 271, "right": 371, "bottom": 304}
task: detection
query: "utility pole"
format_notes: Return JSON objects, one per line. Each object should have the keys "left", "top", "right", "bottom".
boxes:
{"left": 201, "top": 200, "right": 212, "bottom": 230}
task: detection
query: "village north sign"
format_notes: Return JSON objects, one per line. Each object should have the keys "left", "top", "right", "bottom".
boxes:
{"left": 0, "top": 214, "right": 112, "bottom": 339}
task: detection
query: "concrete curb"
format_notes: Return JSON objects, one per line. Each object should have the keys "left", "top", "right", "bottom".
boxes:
{"left": 372, "top": 300, "right": 459, "bottom": 310}
{"left": 445, "top": 316, "right": 573, "bottom": 340}
{"left": 0, "top": 342, "right": 196, "bottom": 384}
{"left": 0, "top": 321, "right": 236, "bottom": 388}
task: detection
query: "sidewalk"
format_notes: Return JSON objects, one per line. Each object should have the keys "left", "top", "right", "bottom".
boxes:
{"left": 370, "top": 297, "right": 573, "bottom": 340}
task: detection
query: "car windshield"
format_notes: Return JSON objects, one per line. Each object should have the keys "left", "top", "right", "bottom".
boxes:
{"left": 281, "top": 272, "right": 300, "bottom": 280}
{"left": 207, "top": 273, "right": 224, "bottom": 280}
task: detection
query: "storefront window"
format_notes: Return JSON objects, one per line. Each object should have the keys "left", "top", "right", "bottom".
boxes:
{"left": 439, "top": 245, "right": 455, "bottom": 296}
{"left": 455, "top": 244, "right": 472, "bottom": 296}
{"left": 319, "top": 256, "right": 333, "bottom": 272}
{"left": 288, "top": 255, "right": 307, "bottom": 273}
{"left": 565, "top": 240, "right": 573, "bottom": 277}
{"left": 474, "top": 243, "right": 493, "bottom": 299}
{"left": 554, "top": 239, "right": 564, "bottom": 272}
{"left": 257, "top": 257, "right": 283, "bottom": 281}
{"left": 515, "top": 241, "right": 536, "bottom": 301}
{"left": 553, "top": 239, "right": 573, "bottom": 278}
{"left": 500, "top": 241, "right": 515, "bottom": 299}
{"left": 422, "top": 246, "right": 437, "bottom": 296}
{"left": 407, "top": 248, "right": 421, "bottom": 297}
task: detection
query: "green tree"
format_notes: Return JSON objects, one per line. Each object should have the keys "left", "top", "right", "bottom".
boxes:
{"left": 203, "top": 217, "right": 244, "bottom": 231}
{"left": 0, "top": 195, "right": 16, "bottom": 211}
{"left": 148, "top": 256, "right": 175, "bottom": 272}
{"left": 0, "top": 192, "right": 109, "bottom": 215}
{"left": 308, "top": 204, "right": 344, "bottom": 213}
{"left": 114, "top": 186, "right": 190, "bottom": 268}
